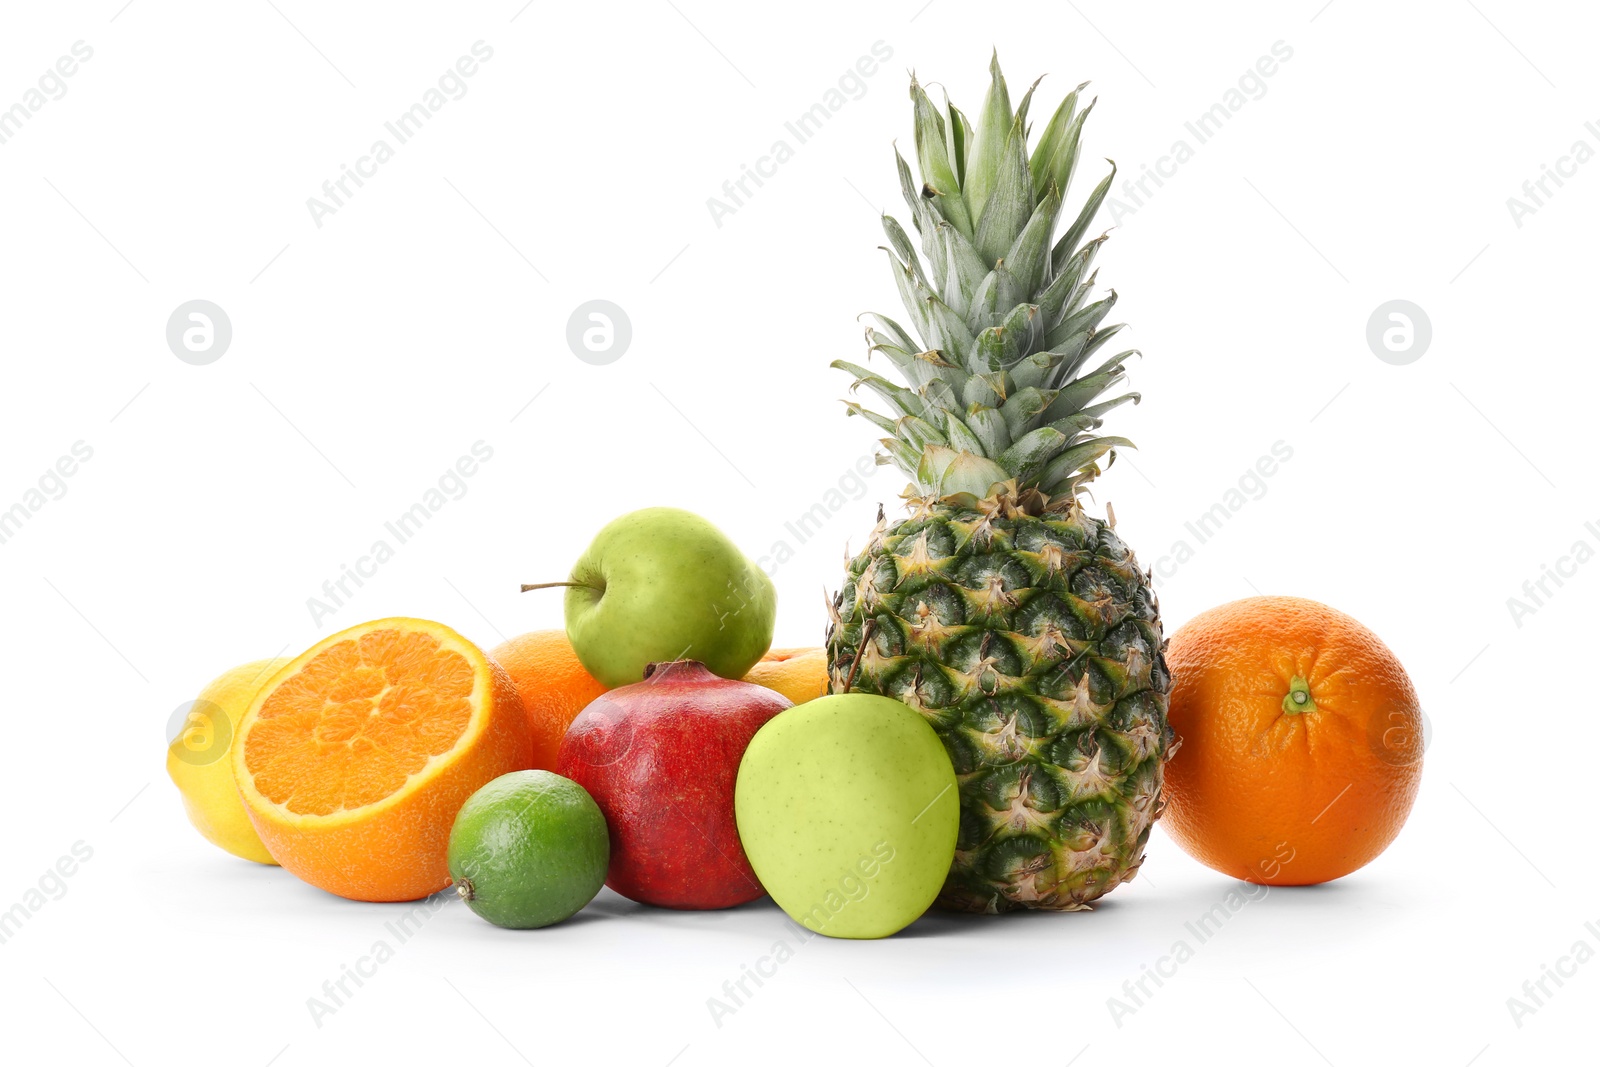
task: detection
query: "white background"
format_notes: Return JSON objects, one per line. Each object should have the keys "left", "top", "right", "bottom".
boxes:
{"left": 1, "top": 1, "right": 1595, "bottom": 1064}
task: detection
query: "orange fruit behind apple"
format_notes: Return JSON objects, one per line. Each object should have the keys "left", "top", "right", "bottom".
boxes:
{"left": 743, "top": 647, "right": 828, "bottom": 705}
{"left": 490, "top": 630, "right": 610, "bottom": 771}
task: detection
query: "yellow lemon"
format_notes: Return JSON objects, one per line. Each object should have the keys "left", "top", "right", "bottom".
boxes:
{"left": 166, "top": 658, "right": 291, "bottom": 864}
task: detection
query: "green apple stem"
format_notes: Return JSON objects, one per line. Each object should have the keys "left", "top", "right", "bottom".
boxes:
{"left": 519, "top": 581, "right": 593, "bottom": 592}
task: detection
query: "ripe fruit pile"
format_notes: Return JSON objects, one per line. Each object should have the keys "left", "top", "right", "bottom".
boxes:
{"left": 165, "top": 58, "right": 1427, "bottom": 940}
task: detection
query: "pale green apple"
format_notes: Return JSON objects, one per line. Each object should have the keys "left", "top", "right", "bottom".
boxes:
{"left": 550, "top": 508, "right": 775, "bottom": 688}
{"left": 734, "top": 694, "right": 958, "bottom": 939}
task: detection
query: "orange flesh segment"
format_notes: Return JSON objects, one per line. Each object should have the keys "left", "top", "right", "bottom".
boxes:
{"left": 244, "top": 629, "right": 475, "bottom": 815}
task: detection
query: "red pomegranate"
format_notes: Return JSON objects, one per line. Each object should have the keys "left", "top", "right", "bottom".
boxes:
{"left": 556, "top": 659, "right": 791, "bottom": 909}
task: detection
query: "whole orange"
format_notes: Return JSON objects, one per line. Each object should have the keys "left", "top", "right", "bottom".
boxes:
{"left": 742, "top": 647, "right": 828, "bottom": 705}
{"left": 1162, "top": 596, "right": 1423, "bottom": 885}
{"left": 490, "top": 630, "right": 610, "bottom": 771}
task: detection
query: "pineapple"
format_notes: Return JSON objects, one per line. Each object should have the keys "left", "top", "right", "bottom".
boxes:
{"left": 825, "top": 55, "right": 1175, "bottom": 914}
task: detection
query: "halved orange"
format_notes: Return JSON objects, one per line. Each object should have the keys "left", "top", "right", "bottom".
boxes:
{"left": 234, "top": 617, "right": 531, "bottom": 901}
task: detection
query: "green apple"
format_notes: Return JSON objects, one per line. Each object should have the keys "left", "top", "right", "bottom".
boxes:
{"left": 538, "top": 507, "right": 776, "bottom": 688}
{"left": 734, "top": 694, "right": 958, "bottom": 939}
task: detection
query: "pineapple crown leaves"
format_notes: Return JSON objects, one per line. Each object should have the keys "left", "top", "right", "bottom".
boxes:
{"left": 836, "top": 52, "right": 1139, "bottom": 503}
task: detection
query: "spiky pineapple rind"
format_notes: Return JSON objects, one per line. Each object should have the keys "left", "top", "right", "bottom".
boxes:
{"left": 826, "top": 492, "right": 1173, "bottom": 913}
